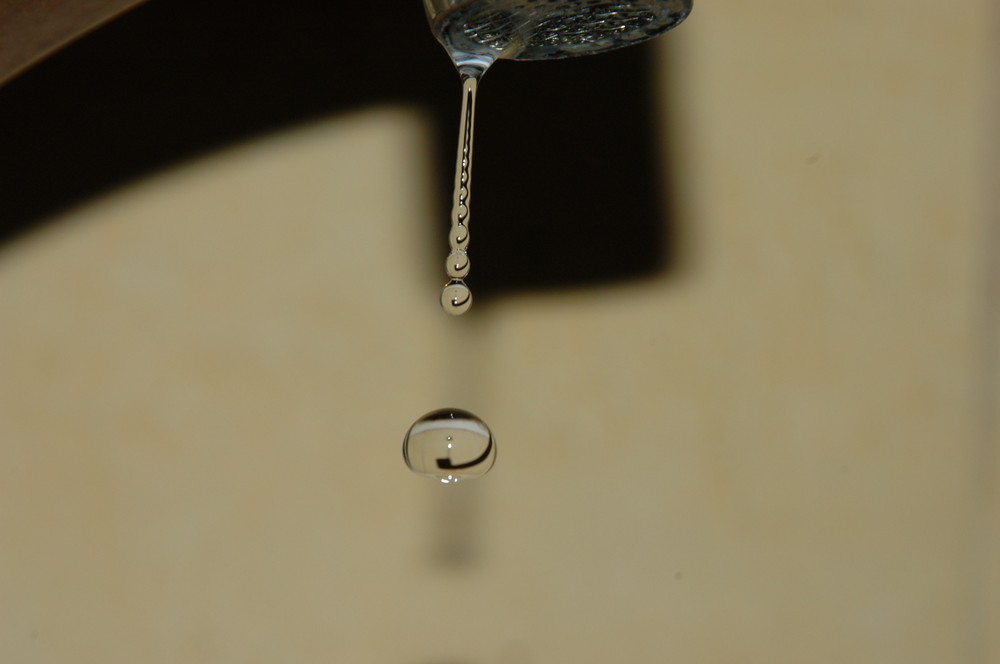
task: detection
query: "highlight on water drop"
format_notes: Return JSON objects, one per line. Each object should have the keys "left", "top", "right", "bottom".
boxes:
{"left": 403, "top": 408, "right": 496, "bottom": 484}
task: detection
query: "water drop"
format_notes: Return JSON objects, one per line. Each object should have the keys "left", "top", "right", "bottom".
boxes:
{"left": 446, "top": 250, "right": 471, "bottom": 278}
{"left": 441, "top": 279, "right": 472, "bottom": 315}
{"left": 403, "top": 408, "right": 496, "bottom": 484}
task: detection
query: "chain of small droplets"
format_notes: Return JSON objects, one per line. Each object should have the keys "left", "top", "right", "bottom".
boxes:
{"left": 448, "top": 107, "right": 471, "bottom": 273}
{"left": 440, "top": 76, "right": 476, "bottom": 315}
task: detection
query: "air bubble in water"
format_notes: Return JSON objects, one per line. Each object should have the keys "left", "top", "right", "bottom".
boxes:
{"left": 403, "top": 408, "right": 496, "bottom": 483}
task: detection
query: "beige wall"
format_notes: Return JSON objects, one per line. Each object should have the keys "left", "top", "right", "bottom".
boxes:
{"left": 1, "top": 1, "right": 996, "bottom": 662}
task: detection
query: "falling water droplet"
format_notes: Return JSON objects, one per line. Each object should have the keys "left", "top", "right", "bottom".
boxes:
{"left": 403, "top": 408, "right": 496, "bottom": 484}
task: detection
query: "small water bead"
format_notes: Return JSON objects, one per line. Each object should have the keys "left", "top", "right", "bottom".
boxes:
{"left": 403, "top": 408, "right": 497, "bottom": 484}
{"left": 451, "top": 223, "right": 469, "bottom": 250}
{"left": 447, "top": 250, "right": 471, "bottom": 278}
{"left": 441, "top": 279, "right": 473, "bottom": 315}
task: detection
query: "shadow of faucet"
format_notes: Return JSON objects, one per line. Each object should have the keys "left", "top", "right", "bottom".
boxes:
{"left": 0, "top": 0, "right": 677, "bottom": 300}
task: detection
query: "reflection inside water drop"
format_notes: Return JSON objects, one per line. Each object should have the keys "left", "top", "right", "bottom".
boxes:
{"left": 440, "top": 280, "right": 472, "bottom": 315}
{"left": 404, "top": 409, "right": 496, "bottom": 483}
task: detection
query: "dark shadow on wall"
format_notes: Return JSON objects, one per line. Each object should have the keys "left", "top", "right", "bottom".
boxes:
{"left": 0, "top": 0, "right": 677, "bottom": 300}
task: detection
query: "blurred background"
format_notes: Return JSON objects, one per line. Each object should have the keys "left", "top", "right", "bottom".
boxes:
{"left": 0, "top": 0, "right": 996, "bottom": 662}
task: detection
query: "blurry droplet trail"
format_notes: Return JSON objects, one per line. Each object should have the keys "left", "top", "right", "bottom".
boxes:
{"left": 408, "top": 0, "right": 693, "bottom": 480}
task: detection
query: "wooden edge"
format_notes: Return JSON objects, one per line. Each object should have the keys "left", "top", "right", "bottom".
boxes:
{"left": 0, "top": 0, "right": 148, "bottom": 86}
